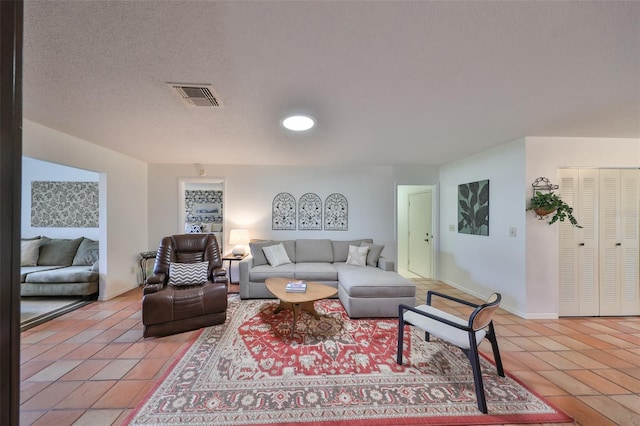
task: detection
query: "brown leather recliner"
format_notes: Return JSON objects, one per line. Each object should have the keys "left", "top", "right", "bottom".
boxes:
{"left": 142, "top": 234, "right": 228, "bottom": 338}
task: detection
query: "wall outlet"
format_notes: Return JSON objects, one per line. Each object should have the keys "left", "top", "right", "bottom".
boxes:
{"left": 449, "top": 224, "right": 455, "bottom": 232}
{"left": 509, "top": 227, "right": 517, "bottom": 237}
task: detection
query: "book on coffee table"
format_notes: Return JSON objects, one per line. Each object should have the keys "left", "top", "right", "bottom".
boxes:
{"left": 285, "top": 280, "right": 307, "bottom": 293}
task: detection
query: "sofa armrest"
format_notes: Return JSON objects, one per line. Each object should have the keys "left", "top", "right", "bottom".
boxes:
{"left": 377, "top": 256, "right": 395, "bottom": 271}
{"left": 238, "top": 255, "right": 253, "bottom": 298}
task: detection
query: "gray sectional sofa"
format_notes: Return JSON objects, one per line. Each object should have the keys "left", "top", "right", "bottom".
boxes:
{"left": 238, "top": 238, "right": 415, "bottom": 317}
{"left": 20, "top": 236, "right": 99, "bottom": 297}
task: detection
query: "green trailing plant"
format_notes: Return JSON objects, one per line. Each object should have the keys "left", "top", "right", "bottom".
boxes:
{"left": 527, "top": 191, "right": 582, "bottom": 228}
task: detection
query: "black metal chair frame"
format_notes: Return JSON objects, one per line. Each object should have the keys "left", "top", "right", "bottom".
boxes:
{"left": 397, "top": 290, "right": 504, "bottom": 413}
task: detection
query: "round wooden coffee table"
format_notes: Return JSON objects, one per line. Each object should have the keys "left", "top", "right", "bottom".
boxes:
{"left": 265, "top": 277, "right": 338, "bottom": 337}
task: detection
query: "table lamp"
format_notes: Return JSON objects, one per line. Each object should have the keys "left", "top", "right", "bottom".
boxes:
{"left": 229, "top": 229, "right": 250, "bottom": 256}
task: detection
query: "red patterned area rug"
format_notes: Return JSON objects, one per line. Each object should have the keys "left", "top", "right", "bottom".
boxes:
{"left": 127, "top": 296, "right": 572, "bottom": 426}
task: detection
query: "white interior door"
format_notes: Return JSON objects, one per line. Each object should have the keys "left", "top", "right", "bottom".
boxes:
{"left": 408, "top": 190, "right": 432, "bottom": 278}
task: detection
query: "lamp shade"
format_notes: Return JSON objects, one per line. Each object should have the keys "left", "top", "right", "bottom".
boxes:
{"left": 229, "top": 229, "right": 250, "bottom": 255}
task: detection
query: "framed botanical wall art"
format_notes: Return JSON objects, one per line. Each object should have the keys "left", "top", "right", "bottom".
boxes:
{"left": 458, "top": 179, "right": 489, "bottom": 236}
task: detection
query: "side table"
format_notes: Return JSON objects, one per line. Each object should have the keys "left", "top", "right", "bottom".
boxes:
{"left": 138, "top": 251, "right": 157, "bottom": 286}
{"left": 222, "top": 253, "right": 248, "bottom": 284}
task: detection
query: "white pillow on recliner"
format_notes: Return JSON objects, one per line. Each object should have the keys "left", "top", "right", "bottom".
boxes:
{"left": 168, "top": 261, "right": 209, "bottom": 286}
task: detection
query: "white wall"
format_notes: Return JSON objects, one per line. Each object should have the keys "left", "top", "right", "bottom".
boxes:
{"left": 148, "top": 164, "right": 440, "bottom": 262}
{"left": 391, "top": 166, "right": 440, "bottom": 185}
{"left": 23, "top": 120, "right": 148, "bottom": 300}
{"left": 22, "top": 157, "right": 100, "bottom": 240}
{"left": 525, "top": 137, "right": 640, "bottom": 317}
{"left": 439, "top": 139, "right": 527, "bottom": 315}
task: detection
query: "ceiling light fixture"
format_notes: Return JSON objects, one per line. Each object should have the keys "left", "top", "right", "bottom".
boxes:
{"left": 282, "top": 114, "right": 315, "bottom": 131}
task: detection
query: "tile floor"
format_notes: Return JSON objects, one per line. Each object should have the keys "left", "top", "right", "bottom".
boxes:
{"left": 20, "top": 279, "right": 640, "bottom": 425}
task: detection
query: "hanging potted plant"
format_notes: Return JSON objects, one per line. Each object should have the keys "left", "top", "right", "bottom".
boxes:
{"left": 527, "top": 191, "right": 582, "bottom": 228}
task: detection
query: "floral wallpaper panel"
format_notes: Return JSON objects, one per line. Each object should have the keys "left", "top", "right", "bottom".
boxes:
{"left": 31, "top": 181, "right": 99, "bottom": 228}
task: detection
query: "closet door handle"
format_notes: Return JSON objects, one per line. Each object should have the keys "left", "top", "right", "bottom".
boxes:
{"left": 578, "top": 243, "right": 585, "bottom": 246}
{"left": 616, "top": 243, "right": 622, "bottom": 246}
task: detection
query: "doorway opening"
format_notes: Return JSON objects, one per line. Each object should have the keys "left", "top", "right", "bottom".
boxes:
{"left": 397, "top": 185, "right": 435, "bottom": 279}
{"left": 21, "top": 157, "right": 103, "bottom": 327}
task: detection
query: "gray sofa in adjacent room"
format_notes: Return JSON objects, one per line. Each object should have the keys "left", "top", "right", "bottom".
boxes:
{"left": 238, "top": 238, "right": 416, "bottom": 317}
{"left": 20, "top": 236, "right": 99, "bottom": 297}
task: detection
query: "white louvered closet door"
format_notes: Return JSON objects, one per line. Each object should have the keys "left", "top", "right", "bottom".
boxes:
{"left": 599, "top": 170, "right": 622, "bottom": 315}
{"left": 599, "top": 169, "right": 640, "bottom": 315}
{"left": 559, "top": 169, "right": 599, "bottom": 316}
{"left": 559, "top": 169, "right": 639, "bottom": 317}
{"left": 619, "top": 170, "right": 639, "bottom": 315}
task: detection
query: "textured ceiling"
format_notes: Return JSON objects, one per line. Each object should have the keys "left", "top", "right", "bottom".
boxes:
{"left": 23, "top": 1, "right": 640, "bottom": 166}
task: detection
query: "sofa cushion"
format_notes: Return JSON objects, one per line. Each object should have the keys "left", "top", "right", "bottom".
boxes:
{"left": 249, "top": 263, "right": 296, "bottom": 282}
{"left": 361, "top": 242, "right": 384, "bottom": 267}
{"left": 262, "top": 243, "right": 292, "bottom": 267}
{"left": 250, "top": 240, "right": 296, "bottom": 266}
{"left": 346, "top": 245, "right": 368, "bottom": 267}
{"left": 21, "top": 239, "right": 42, "bottom": 266}
{"left": 339, "top": 268, "right": 416, "bottom": 298}
{"left": 21, "top": 281, "right": 99, "bottom": 297}
{"left": 294, "top": 262, "right": 338, "bottom": 281}
{"left": 72, "top": 238, "right": 99, "bottom": 266}
{"left": 296, "top": 239, "right": 333, "bottom": 263}
{"left": 332, "top": 239, "right": 373, "bottom": 263}
{"left": 38, "top": 237, "right": 84, "bottom": 266}
{"left": 24, "top": 266, "right": 98, "bottom": 284}
{"left": 20, "top": 265, "right": 65, "bottom": 282}
{"left": 168, "top": 261, "right": 209, "bottom": 286}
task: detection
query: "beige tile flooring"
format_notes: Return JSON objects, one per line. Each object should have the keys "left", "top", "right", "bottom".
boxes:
{"left": 20, "top": 279, "right": 640, "bottom": 425}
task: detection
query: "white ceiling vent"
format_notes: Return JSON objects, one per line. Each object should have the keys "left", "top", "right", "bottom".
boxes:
{"left": 168, "top": 83, "right": 222, "bottom": 108}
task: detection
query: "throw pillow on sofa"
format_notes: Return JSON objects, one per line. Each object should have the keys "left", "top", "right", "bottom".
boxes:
{"left": 21, "top": 239, "right": 42, "bottom": 266}
{"left": 360, "top": 242, "right": 384, "bottom": 267}
{"left": 168, "top": 261, "right": 209, "bottom": 286}
{"left": 262, "top": 243, "right": 292, "bottom": 267}
{"left": 346, "top": 245, "right": 368, "bottom": 267}
{"left": 332, "top": 239, "right": 374, "bottom": 262}
{"left": 72, "top": 238, "right": 99, "bottom": 266}
{"left": 37, "top": 237, "right": 84, "bottom": 266}
{"left": 250, "top": 240, "right": 296, "bottom": 266}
